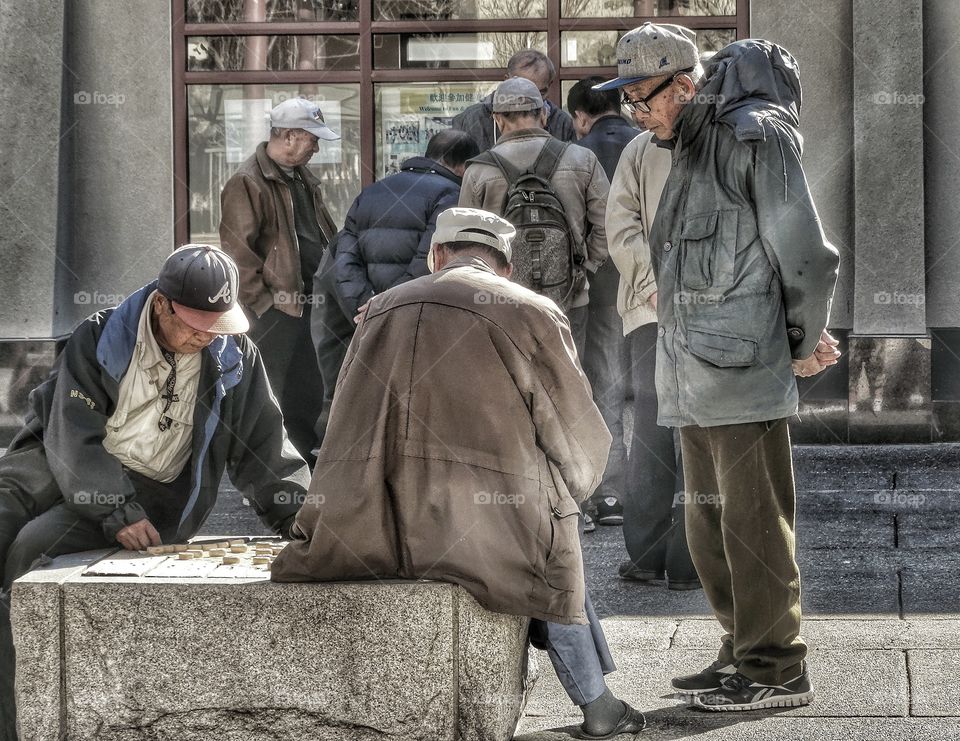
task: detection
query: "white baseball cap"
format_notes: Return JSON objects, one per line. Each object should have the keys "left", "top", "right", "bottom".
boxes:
{"left": 270, "top": 97, "right": 339, "bottom": 141}
{"left": 432, "top": 208, "right": 516, "bottom": 262}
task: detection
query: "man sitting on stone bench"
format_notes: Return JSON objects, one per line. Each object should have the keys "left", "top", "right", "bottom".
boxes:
{"left": 0, "top": 245, "right": 310, "bottom": 741}
{"left": 272, "top": 208, "right": 646, "bottom": 739}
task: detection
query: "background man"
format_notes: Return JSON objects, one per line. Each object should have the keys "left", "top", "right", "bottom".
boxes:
{"left": 219, "top": 97, "right": 339, "bottom": 466}
{"left": 0, "top": 245, "right": 309, "bottom": 738}
{"left": 596, "top": 24, "right": 841, "bottom": 710}
{"left": 458, "top": 77, "right": 609, "bottom": 358}
{"left": 452, "top": 49, "right": 576, "bottom": 151}
{"left": 565, "top": 77, "right": 640, "bottom": 528}
{"left": 273, "top": 208, "right": 646, "bottom": 740}
{"left": 600, "top": 90, "right": 699, "bottom": 589}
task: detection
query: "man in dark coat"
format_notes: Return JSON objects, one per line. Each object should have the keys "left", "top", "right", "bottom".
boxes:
{"left": 566, "top": 78, "right": 641, "bottom": 529}
{"left": 334, "top": 129, "right": 480, "bottom": 321}
{"left": 452, "top": 49, "right": 576, "bottom": 151}
{"left": 0, "top": 246, "right": 309, "bottom": 740}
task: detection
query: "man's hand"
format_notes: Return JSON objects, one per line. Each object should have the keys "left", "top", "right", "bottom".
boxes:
{"left": 354, "top": 300, "right": 371, "bottom": 325}
{"left": 116, "top": 519, "right": 161, "bottom": 550}
{"left": 648, "top": 291, "right": 658, "bottom": 311}
{"left": 792, "top": 331, "right": 841, "bottom": 378}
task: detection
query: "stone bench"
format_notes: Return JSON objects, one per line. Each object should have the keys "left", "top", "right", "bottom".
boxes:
{"left": 12, "top": 546, "right": 538, "bottom": 741}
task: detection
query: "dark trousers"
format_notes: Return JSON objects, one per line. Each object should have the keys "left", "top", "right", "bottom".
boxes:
{"left": 567, "top": 305, "right": 588, "bottom": 361}
{"left": 248, "top": 306, "right": 324, "bottom": 466}
{"left": 309, "top": 283, "right": 355, "bottom": 444}
{"left": 582, "top": 303, "right": 627, "bottom": 502}
{"left": 679, "top": 418, "right": 807, "bottom": 684}
{"left": 0, "top": 445, "right": 189, "bottom": 740}
{"left": 622, "top": 324, "right": 697, "bottom": 583}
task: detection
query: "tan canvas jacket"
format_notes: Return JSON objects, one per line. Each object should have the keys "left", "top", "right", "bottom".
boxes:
{"left": 272, "top": 256, "right": 611, "bottom": 624}
{"left": 219, "top": 142, "right": 338, "bottom": 318}
{"left": 605, "top": 131, "right": 672, "bottom": 336}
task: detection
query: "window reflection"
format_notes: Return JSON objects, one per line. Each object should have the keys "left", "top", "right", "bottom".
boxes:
{"left": 187, "top": 36, "right": 360, "bottom": 71}
{"left": 186, "top": 0, "right": 358, "bottom": 23}
{"left": 561, "top": 0, "right": 735, "bottom": 17}
{"left": 375, "top": 32, "right": 547, "bottom": 69}
{"left": 374, "top": 0, "right": 545, "bottom": 20}
{"left": 187, "top": 84, "right": 361, "bottom": 241}
{"left": 560, "top": 28, "right": 734, "bottom": 67}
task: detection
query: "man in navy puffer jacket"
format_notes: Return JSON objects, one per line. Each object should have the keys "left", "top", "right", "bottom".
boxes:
{"left": 335, "top": 129, "right": 480, "bottom": 320}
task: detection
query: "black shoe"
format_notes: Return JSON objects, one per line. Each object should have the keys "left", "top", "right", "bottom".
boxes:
{"left": 693, "top": 669, "right": 814, "bottom": 711}
{"left": 575, "top": 702, "right": 646, "bottom": 739}
{"left": 671, "top": 660, "right": 738, "bottom": 694}
{"left": 595, "top": 496, "right": 624, "bottom": 525}
{"left": 618, "top": 560, "right": 665, "bottom": 584}
{"left": 583, "top": 512, "right": 596, "bottom": 533}
{"left": 666, "top": 577, "right": 702, "bottom": 591}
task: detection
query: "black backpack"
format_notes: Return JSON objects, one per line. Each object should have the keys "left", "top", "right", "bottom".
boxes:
{"left": 470, "top": 139, "right": 585, "bottom": 310}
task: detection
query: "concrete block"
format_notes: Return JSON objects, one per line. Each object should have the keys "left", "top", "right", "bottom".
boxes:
{"left": 908, "top": 649, "right": 960, "bottom": 716}
{"left": 14, "top": 559, "right": 536, "bottom": 741}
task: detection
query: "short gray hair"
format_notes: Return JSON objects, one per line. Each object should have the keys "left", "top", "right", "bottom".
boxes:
{"left": 507, "top": 49, "right": 555, "bottom": 83}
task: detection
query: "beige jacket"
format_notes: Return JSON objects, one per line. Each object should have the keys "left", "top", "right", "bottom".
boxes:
{"left": 604, "top": 131, "right": 672, "bottom": 335}
{"left": 219, "top": 143, "right": 338, "bottom": 318}
{"left": 272, "top": 256, "right": 611, "bottom": 624}
{"left": 458, "top": 128, "right": 609, "bottom": 309}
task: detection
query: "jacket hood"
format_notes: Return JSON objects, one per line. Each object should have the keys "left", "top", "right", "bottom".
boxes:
{"left": 399, "top": 156, "right": 462, "bottom": 186}
{"left": 703, "top": 39, "right": 802, "bottom": 141}
{"left": 97, "top": 281, "right": 242, "bottom": 384}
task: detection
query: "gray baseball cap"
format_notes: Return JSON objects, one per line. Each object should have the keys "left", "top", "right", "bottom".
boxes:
{"left": 158, "top": 244, "right": 249, "bottom": 335}
{"left": 491, "top": 77, "right": 544, "bottom": 113}
{"left": 593, "top": 23, "right": 699, "bottom": 91}
{"left": 270, "top": 97, "right": 339, "bottom": 141}
{"left": 432, "top": 208, "right": 516, "bottom": 262}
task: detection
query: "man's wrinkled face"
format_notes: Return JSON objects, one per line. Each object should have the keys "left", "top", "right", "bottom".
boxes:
{"left": 152, "top": 295, "right": 217, "bottom": 354}
{"left": 622, "top": 74, "right": 689, "bottom": 140}
{"left": 284, "top": 129, "right": 320, "bottom": 167}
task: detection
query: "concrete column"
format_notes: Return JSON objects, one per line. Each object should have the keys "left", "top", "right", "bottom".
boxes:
{"left": 751, "top": 0, "right": 855, "bottom": 329}
{"left": 852, "top": 0, "right": 926, "bottom": 336}
{"left": 54, "top": 0, "right": 174, "bottom": 337}
{"left": 0, "top": 2, "right": 65, "bottom": 339}
{"left": 923, "top": 0, "right": 960, "bottom": 328}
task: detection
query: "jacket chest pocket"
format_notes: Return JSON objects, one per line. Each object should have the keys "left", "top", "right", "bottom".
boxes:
{"left": 679, "top": 209, "right": 738, "bottom": 291}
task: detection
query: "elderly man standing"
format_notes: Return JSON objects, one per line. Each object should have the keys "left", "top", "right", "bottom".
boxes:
{"left": 595, "top": 25, "right": 841, "bottom": 710}
{"left": 452, "top": 48, "right": 576, "bottom": 151}
{"left": 219, "top": 97, "right": 339, "bottom": 466}
{"left": 273, "top": 208, "right": 646, "bottom": 739}
{"left": 0, "top": 245, "right": 309, "bottom": 739}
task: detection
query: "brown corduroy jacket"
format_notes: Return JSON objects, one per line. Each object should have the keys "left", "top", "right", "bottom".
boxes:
{"left": 219, "top": 142, "right": 337, "bottom": 318}
{"left": 271, "top": 255, "right": 611, "bottom": 624}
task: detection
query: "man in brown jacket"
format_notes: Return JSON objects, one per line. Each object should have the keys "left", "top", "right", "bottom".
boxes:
{"left": 219, "top": 97, "right": 339, "bottom": 465}
{"left": 272, "top": 208, "right": 645, "bottom": 738}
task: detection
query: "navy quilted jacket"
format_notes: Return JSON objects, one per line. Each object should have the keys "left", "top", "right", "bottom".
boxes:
{"left": 335, "top": 157, "right": 461, "bottom": 315}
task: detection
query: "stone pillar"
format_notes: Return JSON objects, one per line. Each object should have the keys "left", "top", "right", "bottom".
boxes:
{"left": 0, "top": 2, "right": 65, "bottom": 339}
{"left": 53, "top": 0, "right": 174, "bottom": 336}
{"left": 852, "top": 0, "right": 926, "bottom": 336}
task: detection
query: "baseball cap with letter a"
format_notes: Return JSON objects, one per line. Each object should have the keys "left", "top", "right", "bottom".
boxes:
{"left": 158, "top": 244, "right": 249, "bottom": 335}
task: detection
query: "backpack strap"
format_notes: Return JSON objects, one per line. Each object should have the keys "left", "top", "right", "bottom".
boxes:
{"left": 530, "top": 138, "right": 569, "bottom": 182}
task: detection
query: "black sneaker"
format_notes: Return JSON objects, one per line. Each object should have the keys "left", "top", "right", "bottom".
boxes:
{"left": 618, "top": 560, "right": 665, "bottom": 584}
{"left": 595, "top": 496, "right": 624, "bottom": 525}
{"left": 582, "top": 512, "right": 596, "bottom": 533}
{"left": 693, "top": 669, "right": 814, "bottom": 711}
{"left": 671, "top": 660, "right": 737, "bottom": 694}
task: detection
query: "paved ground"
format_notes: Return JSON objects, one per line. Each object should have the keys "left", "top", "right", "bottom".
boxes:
{"left": 201, "top": 443, "right": 960, "bottom": 739}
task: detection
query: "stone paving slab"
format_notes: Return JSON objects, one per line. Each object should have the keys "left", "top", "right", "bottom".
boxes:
{"left": 673, "top": 618, "right": 960, "bottom": 650}
{"left": 908, "top": 650, "right": 960, "bottom": 716}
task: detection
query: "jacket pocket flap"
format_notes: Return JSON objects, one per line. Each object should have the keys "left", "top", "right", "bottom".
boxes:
{"left": 681, "top": 211, "right": 719, "bottom": 240}
{"left": 686, "top": 327, "right": 757, "bottom": 368}
{"left": 550, "top": 495, "right": 581, "bottom": 519}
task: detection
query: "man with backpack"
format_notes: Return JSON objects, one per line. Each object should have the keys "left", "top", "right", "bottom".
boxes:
{"left": 458, "top": 77, "right": 609, "bottom": 356}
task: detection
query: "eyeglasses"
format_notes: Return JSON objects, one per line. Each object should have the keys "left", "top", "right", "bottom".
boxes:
{"left": 621, "top": 69, "right": 693, "bottom": 114}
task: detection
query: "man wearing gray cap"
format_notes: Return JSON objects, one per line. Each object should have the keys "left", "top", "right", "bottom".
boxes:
{"left": 0, "top": 245, "right": 309, "bottom": 738}
{"left": 596, "top": 24, "right": 841, "bottom": 711}
{"left": 273, "top": 207, "right": 645, "bottom": 738}
{"left": 459, "top": 77, "right": 609, "bottom": 357}
{"left": 220, "top": 97, "right": 340, "bottom": 465}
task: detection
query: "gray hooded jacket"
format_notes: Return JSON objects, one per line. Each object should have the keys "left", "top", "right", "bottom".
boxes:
{"left": 649, "top": 40, "right": 840, "bottom": 428}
